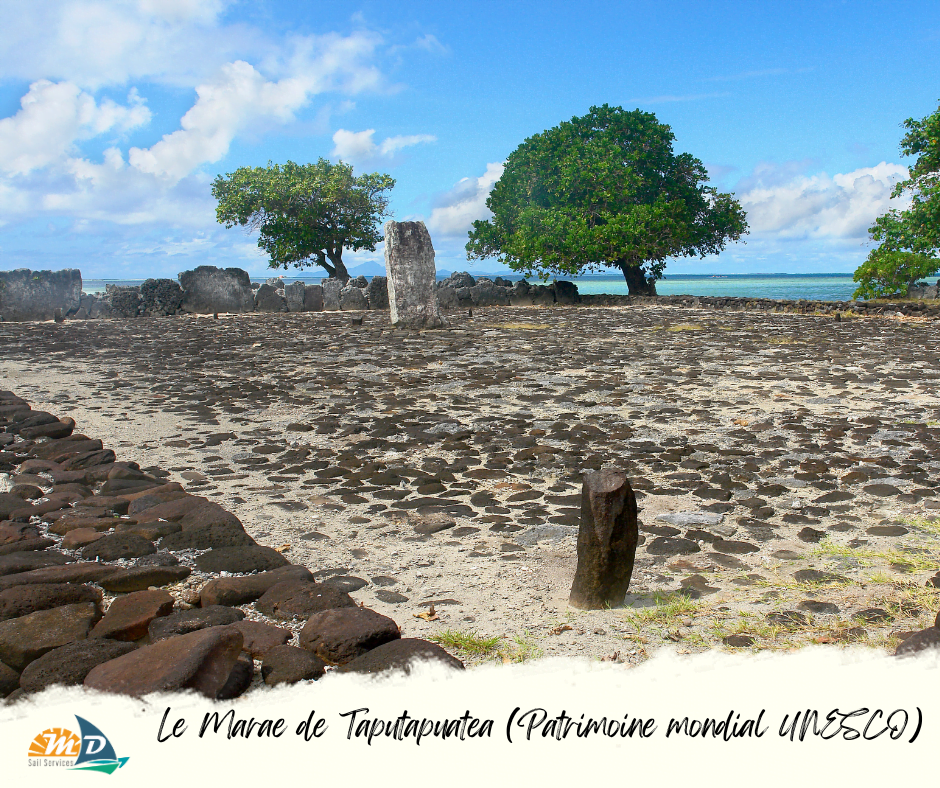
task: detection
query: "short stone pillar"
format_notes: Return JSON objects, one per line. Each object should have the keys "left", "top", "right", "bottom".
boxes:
{"left": 384, "top": 220, "right": 446, "bottom": 329}
{"left": 569, "top": 470, "right": 639, "bottom": 609}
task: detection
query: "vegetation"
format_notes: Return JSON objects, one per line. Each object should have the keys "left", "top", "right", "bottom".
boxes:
{"left": 466, "top": 104, "right": 748, "bottom": 295}
{"left": 429, "top": 629, "right": 543, "bottom": 663}
{"left": 852, "top": 249, "right": 939, "bottom": 299}
{"left": 212, "top": 158, "right": 395, "bottom": 281}
{"left": 855, "top": 101, "right": 940, "bottom": 298}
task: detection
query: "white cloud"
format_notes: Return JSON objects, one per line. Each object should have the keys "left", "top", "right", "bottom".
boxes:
{"left": 0, "top": 80, "right": 150, "bottom": 176}
{"left": 414, "top": 33, "right": 448, "bottom": 54}
{"left": 0, "top": 0, "right": 246, "bottom": 88}
{"left": 331, "top": 128, "right": 436, "bottom": 165}
{"left": 425, "top": 162, "right": 504, "bottom": 236}
{"left": 0, "top": 23, "right": 393, "bottom": 227}
{"left": 128, "top": 60, "right": 309, "bottom": 181}
{"left": 736, "top": 161, "right": 911, "bottom": 239}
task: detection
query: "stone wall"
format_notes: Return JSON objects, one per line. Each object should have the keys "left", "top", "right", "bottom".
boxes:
{"left": 6, "top": 265, "right": 940, "bottom": 322}
{"left": 0, "top": 391, "right": 463, "bottom": 700}
{"left": 908, "top": 280, "right": 940, "bottom": 300}
{"left": 0, "top": 269, "right": 82, "bottom": 322}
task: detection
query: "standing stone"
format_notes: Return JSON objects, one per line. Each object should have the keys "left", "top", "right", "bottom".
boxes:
{"left": 178, "top": 266, "right": 254, "bottom": 314}
{"left": 140, "top": 278, "right": 184, "bottom": 316}
{"left": 0, "top": 269, "right": 82, "bottom": 322}
{"left": 303, "top": 284, "right": 324, "bottom": 312}
{"left": 253, "top": 283, "right": 288, "bottom": 312}
{"left": 365, "top": 275, "right": 389, "bottom": 309}
{"left": 339, "top": 284, "right": 369, "bottom": 311}
{"left": 569, "top": 470, "right": 639, "bottom": 609}
{"left": 384, "top": 221, "right": 446, "bottom": 329}
{"left": 321, "top": 279, "right": 343, "bottom": 311}
{"left": 284, "top": 281, "right": 306, "bottom": 312}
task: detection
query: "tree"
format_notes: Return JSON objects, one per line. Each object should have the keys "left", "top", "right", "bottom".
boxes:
{"left": 212, "top": 158, "right": 395, "bottom": 281}
{"left": 855, "top": 101, "right": 940, "bottom": 298}
{"left": 465, "top": 104, "right": 748, "bottom": 295}
{"left": 852, "top": 248, "right": 939, "bottom": 299}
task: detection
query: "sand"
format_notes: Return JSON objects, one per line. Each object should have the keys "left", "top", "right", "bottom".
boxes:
{"left": 2, "top": 304, "right": 939, "bottom": 665}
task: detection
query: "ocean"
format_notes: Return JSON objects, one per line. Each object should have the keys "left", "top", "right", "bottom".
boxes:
{"left": 81, "top": 273, "right": 864, "bottom": 302}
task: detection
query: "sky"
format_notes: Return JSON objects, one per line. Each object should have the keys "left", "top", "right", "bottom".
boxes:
{"left": 0, "top": 0, "right": 938, "bottom": 280}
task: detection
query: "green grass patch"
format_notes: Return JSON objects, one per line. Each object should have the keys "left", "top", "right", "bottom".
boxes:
{"left": 429, "top": 629, "right": 544, "bottom": 664}
{"left": 430, "top": 630, "right": 501, "bottom": 658}
{"left": 900, "top": 516, "right": 940, "bottom": 538}
{"left": 622, "top": 591, "right": 699, "bottom": 629}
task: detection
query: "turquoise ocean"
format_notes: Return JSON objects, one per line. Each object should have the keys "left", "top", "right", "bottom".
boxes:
{"left": 82, "top": 273, "right": 862, "bottom": 301}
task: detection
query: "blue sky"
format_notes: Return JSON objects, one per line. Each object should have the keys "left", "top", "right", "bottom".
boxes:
{"left": 0, "top": 0, "right": 938, "bottom": 280}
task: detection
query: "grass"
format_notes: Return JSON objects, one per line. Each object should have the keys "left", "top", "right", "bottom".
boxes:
{"left": 810, "top": 538, "right": 939, "bottom": 573}
{"left": 900, "top": 515, "right": 940, "bottom": 538}
{"left": 430, "top": 630, "right": 501, "bottom": 658}
{"left": 874, "top": 583, "right": 940, "bottom": 624}
{"left": 429, "top": 629, "right": 544, "bottom": 664}
{"left": 622, "top": 591, "right": 699, "bottom": 629}
{"left": 664, "top": 323, "right": 704, "bottom": 332}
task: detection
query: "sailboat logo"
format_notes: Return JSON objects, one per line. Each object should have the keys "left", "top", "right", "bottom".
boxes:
{"left": 27, "top": 715, "right": 129, "bottom": 774}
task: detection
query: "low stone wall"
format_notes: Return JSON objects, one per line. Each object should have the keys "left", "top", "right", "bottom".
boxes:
{"left": 6, "top": 265, "right": 940, "bottom": 322}
{"left": 579, "top": 292, "right": 940, "bottom": 318}
{"left": 0, "top": 391, "right": 463, "bottom": 701}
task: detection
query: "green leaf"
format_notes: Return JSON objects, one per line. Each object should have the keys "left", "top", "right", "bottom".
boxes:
{"left": 466, "top": 104, "right": 747, "bottom": 295}
{"left": 211, "top": 158, "right": 395, "bottom": 279}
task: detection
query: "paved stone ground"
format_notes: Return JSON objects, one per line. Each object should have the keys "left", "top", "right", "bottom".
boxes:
{"left": 2, "top": 304, "right": 939, "bottom": 665}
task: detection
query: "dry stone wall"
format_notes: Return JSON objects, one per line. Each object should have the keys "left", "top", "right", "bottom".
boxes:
{"left": 0, "top": 391, "right": 463, "bottom": 700}
{"left": 6, "top": 264, "right": 940, "bottom": 323}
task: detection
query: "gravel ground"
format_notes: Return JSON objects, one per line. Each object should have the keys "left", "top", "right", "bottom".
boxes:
{"left": 2, "top": 303, "right": 939, "bottom": 667}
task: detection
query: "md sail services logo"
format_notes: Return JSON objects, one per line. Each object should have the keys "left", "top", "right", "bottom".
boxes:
{"left": 28, "top": 715, "right": 129, "bottom": 774}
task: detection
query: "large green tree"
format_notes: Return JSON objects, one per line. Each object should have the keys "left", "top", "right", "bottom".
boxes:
{"left": 465, "top": 104, "right": 748, "bottom": 295}
{"left": 212, "top": 158, "right": 395, "bottom": 281}
{"left": 855, "top": 101, "right": 940, "bottom": 298}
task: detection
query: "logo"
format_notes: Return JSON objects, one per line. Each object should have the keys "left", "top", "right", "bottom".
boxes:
{"left": 28, "top": 716, "right": 129, "bottom": 774}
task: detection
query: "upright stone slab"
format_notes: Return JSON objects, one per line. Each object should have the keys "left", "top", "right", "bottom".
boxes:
{"left": 321, "top": 279, "right": 343, "bottom": 311}
{"left": 284, "top": 281, "right": 306, "bottom": 312}
{"left": 569, "top": 470, "right": 639, "bottom": 609}
{"left": 178, "top": 266, "right": 254, "bottom": 314}
{"left": 0, "top": 269, "right": 82, "bottom": 322}
{"left": 303, "top": 284, "right": 324, "bottom": 312}
{"left": 384, "top": 221, "right": 446, "bottom": 329}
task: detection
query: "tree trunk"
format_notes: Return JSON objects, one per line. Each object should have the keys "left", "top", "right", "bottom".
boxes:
{"left": 332, "top": 259, "right": 350, "bottom": 282}
{"left": 618, "top": 261, "right": 658, "bottom": 296}
{"left": 328, "top": 250, "right": 350, "bottom": 282}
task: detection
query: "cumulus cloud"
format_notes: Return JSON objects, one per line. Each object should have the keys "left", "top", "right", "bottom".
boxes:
{"left": 0, "top": 81, "right": 150, "bottom": 176}
{"left": 0, "top": 23, "right": 392, "bottom": 227}
{"left": 425, "top": 162, "right": 504, "bottom": 236}
{"left": 331, "top": 128, "right": 436, "bottom": 165}
{"left": 736, "top": 161, "right": 911, "bottom": 239}
{"left": 128, "top": 60, "right": 311, "bottom": 181}
{"left": 0, "top": 0, "right": 245, "bottom": 88}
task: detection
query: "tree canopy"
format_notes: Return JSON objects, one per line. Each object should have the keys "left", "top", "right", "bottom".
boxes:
{"left": 465, "top": 104, "right": 748, "bottom": 295}
{"left": 212, "top": 158, "right": 395, "bottom": 281}
{"left": 855, "top": 101, "right": 940, "bottom": 298}
{"left": 852, "top": 249, "right": 939, "bottom": 299}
